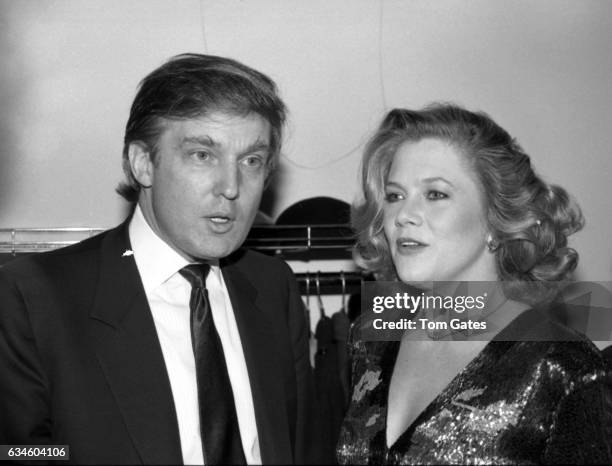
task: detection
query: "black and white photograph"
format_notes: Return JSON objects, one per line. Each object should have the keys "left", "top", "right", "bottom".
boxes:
{"left": 1, "top": 1, "right": 611, "bottom": 464}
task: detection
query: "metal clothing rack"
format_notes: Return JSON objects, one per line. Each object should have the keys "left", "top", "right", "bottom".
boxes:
{"left": 243, "top": 224, "right": 354, "bottom": 261}
{"left": 294, "top": 271, "right": 369, "bottom": 296}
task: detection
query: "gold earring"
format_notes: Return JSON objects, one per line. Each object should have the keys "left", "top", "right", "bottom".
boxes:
{"left": 487, "top": 236, "right": 499, "bottom": 252}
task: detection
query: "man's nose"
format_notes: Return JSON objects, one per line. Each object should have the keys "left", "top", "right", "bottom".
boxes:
{"left": 214, "top": 162, "right": 239, "bottom": 200}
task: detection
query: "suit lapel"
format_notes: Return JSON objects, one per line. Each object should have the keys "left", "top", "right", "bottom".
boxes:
{"left": 89, "top": 223, "right": 183, "bottom": 465}
{"left": 222, "top": 261, "right": 293, "bottom": 464}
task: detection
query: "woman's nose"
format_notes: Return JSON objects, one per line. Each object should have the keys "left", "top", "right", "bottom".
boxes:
{"left": 394, "top": 198, "right": 423, "bottom": 227}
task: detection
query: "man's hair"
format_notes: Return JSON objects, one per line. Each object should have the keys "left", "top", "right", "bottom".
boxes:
{"left": 352, "top": 103, "right": 584, "bottom": 304}
{"left": 117, "top": 53, "right": 287, "bottom": 201}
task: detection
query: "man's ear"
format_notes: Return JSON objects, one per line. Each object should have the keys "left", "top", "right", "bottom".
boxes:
{"left": 127, "top": 142, "right": 154, "bottom": 188}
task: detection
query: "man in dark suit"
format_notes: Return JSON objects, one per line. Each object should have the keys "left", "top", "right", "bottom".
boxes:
{"left": 0, "top": 54, "right": 318, "bottom": 464}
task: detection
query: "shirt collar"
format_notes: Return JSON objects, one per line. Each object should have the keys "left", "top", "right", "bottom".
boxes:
{"left": 128, "top": 205, "right": 220, "bottom": 293}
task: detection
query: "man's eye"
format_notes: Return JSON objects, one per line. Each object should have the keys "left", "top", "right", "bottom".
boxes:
{"left": 426, "top": 190, "right": 448, "bottom": 200}
{"left": 384, "top": 192, "right": 403, "bottom": 203}
{"left": 241, "top": 155, "right": 264, "bottom": 169}
{"left": 191, "top": 151, "right": 212, "bottom": 162}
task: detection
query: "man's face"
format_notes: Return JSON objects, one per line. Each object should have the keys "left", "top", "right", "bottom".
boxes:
{"left": 131, "top": 111, "right": 271, "bottom": 261}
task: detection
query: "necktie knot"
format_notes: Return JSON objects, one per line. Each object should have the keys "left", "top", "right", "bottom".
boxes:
{"left": 179, "top": 264, "right": 210, "bottom": 290}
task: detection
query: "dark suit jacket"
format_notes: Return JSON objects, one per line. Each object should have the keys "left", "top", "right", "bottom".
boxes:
{"left": 0, "top": 223, "right": 319, "bottom": 464}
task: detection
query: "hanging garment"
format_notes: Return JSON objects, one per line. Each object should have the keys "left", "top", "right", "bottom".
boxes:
{"left": 314, "top": 312, "right": 347, "bottom": 463}
{"left": 331, "top": 309, "right": 351, "bottom": 406}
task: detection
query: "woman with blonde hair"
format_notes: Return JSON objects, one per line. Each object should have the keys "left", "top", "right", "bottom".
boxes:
{"left": 337, "top": 104, "right": 612, "bottom": 464}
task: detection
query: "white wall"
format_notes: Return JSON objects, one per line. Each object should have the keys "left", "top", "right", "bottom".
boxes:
{"left": 1, "top": 0, "right": 611, "bottom": 281}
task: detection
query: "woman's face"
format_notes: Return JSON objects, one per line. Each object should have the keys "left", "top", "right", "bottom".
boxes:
{"left": 383, "top": 138, "right": 497, "bottom": 284}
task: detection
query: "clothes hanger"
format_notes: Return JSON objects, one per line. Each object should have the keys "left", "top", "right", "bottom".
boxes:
{"left": 340, "top": 270, "right": 347, "bottom": 314}
{"left": 304, "top": 272, "right": 312, "bottom": 335}
{"left": 316, "top": 270, "right": 325, "bottom": 320}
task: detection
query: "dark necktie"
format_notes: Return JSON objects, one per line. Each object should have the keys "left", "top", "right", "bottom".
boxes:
{"left": 179, "top": 264, "right": 246, "bottom": 465}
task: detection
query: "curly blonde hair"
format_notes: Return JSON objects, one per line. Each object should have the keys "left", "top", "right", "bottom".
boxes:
{"left": 352, "top": 103, "right": 584, "bottom": 303}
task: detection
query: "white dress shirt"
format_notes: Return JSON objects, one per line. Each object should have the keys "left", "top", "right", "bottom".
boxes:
{"left": 129, "top": 206, "right": 261, "bottom": 465}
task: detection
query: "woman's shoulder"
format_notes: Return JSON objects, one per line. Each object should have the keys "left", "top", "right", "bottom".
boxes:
{"left": 494, "top": 305, "right": 610, "bottom": 383}
{"left": 345, "top": 315, "right": 402, "bottom": 385}
{"left": 553, "top": 282, "right": 612, "bottom": 348}
{"left": 347, "top": 315, "right": 398, "bottom": 358}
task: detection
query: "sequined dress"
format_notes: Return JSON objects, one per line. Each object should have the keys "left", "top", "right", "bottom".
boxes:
{"left": 336, "top": 308, "right": 612, "bottom": 464}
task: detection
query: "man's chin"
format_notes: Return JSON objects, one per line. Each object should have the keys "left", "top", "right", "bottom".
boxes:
{"left": 187, "top": 238, "right": 244, "bottom": 262}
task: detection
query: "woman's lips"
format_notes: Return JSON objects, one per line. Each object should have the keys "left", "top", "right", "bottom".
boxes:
{"left": 396, "top": 237, "right": 428, "bottom": 254}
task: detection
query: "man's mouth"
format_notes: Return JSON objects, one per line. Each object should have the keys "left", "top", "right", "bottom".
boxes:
{"left": 205, "top": 213, "right": 236, "bottom": 232}
{"left": 209, "top": 216, "right": 231, "bottom": 224}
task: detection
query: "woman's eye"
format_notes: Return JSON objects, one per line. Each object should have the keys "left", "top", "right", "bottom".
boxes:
{"left": 426, "top": 190, "right": 448, "bottom": 200}
{"left": 384, "top": 192, "right": 403, "bottom": 202}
